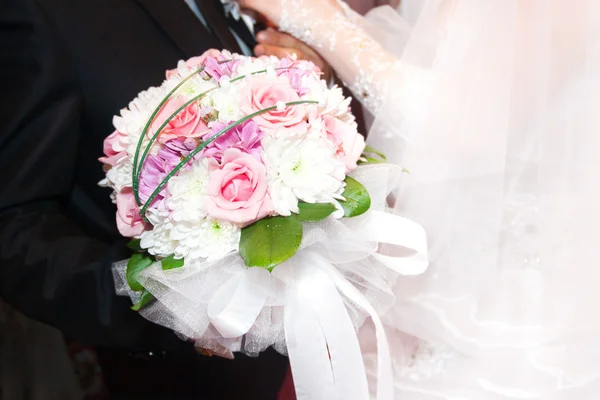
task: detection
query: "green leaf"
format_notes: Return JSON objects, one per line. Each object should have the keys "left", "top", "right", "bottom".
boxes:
{"left": 161, "top": 255, "right": 185, "bottom": 271}
{"left": 239, "top": 216, "right": 303, "bottom": 271}
{"left": 359, "top": 156, "right": 386, "bottom": 165}
{"left": 126, "top": 253, "right": 154, "bottom": 292}
{"left": 131, "top": 290, "right": 155, "bottom": 311}
{"left": 127, "top": 239, "right": 143, "bottom": 252}
{"left": 359, "top": 145, "right": 387, "bottom": 165}
{"left": 339, "top": 176, "right": 372, "bottom": 218}
{"left": 295, "top": 201, "right": 336, "bottom": 222}
{"left": 363, "top": 145, "right": 387, "bottom": 160}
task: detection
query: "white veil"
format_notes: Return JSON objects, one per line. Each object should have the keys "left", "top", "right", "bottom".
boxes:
{"left": 361, "top": 0, "right": 600, "bottom": 398}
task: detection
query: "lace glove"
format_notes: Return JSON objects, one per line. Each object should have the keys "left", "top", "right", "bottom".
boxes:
{"left": 240, "top": 0, "right": 403, "bottom": 114}
{"left": 283, "top": 0, "right": 403, "bottom": 114}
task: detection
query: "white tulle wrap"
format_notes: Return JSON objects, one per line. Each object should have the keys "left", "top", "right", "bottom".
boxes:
{"left": 114, "top": 163, "right": 428, "bottom": 400}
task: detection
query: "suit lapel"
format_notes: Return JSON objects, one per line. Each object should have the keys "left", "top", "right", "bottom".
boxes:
{"left": 213, "top": 0, "right": 258, "bottom": 50}
{"left": 135, "top": 0, "right": 221, "bottom": 58}
{"left": 194, "top": 0, "right": 243, "bottom": 54}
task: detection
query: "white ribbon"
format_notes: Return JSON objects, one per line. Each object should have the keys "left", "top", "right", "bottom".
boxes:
{"left": 207, "top": 267, "right": 271, "bottom": 338}
{"left": 283, "top": 252, "right": 393, "bottom": 400}
{"left": 114, "top": 164, "right": 429, "bottom": 399}
{"left": 365, "top": 210, "right": 428, "bottom": 275}
{"left": 323, "top": 262, "right": 394, "bottom": 400}
{"left": 284, "top": 262, "right": 338, "bottom": 399}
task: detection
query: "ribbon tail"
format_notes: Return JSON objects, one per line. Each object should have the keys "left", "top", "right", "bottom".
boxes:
{"left": 365, "top": 210, "right": 429, "bottom": 275}
{"left": 322, "top": 264, "right": 395, "bottom": 400}
{"left": 285, "top": 257, "right": 372, "bottom": 400}
{"left": 309, "top": 262, "right": 371, "bottom": 400}
{"left": 285, "top": 284, "right": 337, "bottom": 400}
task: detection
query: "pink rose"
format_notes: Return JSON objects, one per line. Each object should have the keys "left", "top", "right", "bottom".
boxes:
{"left": 166, "top": 49, "right": 223, "bottom": 79}
{"left": 241, "top": 76, "right": 308, "bottom": 133}
{"left": 116, "top": 188, "right": 147, "bottom": 237}
{"left": 207, "top": 148, "right": 273, "bottom": 226}
{"left": 323, "top": 115, "right": 366, "bottom": 172}
{"left": 99, "top": 130, "right": 127, "bottom": 167}
{"left": 151, "top": 96, "right": 209, "bottom": 144}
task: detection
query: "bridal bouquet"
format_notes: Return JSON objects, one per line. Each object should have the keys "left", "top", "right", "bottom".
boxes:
{"left": 100, "top": 50, "right": 427, "bottom": 399}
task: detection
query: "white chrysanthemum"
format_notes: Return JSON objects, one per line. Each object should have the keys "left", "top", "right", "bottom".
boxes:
{"left": 111, "top": 86, "right": 166, "bottom": 157}
{"left": 302, "top": 78, "right": 352, "bottom": 120}
{"left": 173, "top": 59, "right": 199, "bottom": 79}
{"left": 305, "top": 116, "right": 326, "bottom": 140}
{"left": 187, "top": 77, "right": 218, "bottom": 99}
{"left": 167, "top": 159, "right": 210, "bottom": 222}
{"left": 140, "top": 210, "right": 179, "bottom": 258}
{"left": 170, "top": 218, "right": 240, "bottom": 261}
{"left": 140, "top": 210, "right": 239, "bottom": 262}
{"left": 212, "top": 79, "right": 245, "bottom": 123}
{"left": 232, "top": 58, "right": 258, "bottom": 79}
{"left": 162, "top": 73, "right": 182, "bottom": 93}
{"left": 100, "top": 158, "right": 132, "bottom": 193}
{"left": 165, "top": 66, "right": 219, "bottom": 99}
{"left": 262, "top": 135, "right": 346, "bottom": 216}
{"left": 234, "top": 56, "right": 276, "bottom": 79}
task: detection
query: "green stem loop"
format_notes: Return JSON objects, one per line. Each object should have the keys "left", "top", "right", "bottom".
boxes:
{"left": 139, "top": 99, "right": 319, "bottom": 221}
{"left": 133, "top": 66, "right": 295, "bottom": 192}
{"left": 131, "top": 58, "right": 236, "bottom": 205}
{"left": 134, "top": 86, "right": 219, "bottom": 188}
{"left": 132, "top": 67, "right": 206, "bottom": 206}
{"left": 130, "top": 63, "right": 309, "bottom": 216}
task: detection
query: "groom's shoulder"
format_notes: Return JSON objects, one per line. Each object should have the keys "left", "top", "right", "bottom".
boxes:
{"left": 8, "top": 0, "right": 153, "bottom": 51}
{"left": 6, "top": 0, "right": 144, "bottom": 33}
{"left": 34, "top": 0, "right": 142, "bottom": 21}
{"left": 1, "top": 0, "right": 119, "bottom": 26}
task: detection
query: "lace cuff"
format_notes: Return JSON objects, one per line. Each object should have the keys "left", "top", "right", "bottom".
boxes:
{"left": 278, "top": 0, "right": 402, "bottom": 114}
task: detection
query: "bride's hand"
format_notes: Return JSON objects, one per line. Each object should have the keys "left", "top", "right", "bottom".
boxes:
{"left": 238, "top": 0, "right": 342, "bottom": 27}
{"left": 237, "top": 0, "right": 281, "bottom": 25}
{"left": 254, "top": 28, "right": 333, "bottom": 81}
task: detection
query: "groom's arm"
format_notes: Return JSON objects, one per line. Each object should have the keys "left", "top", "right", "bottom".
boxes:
{"left": 0, "top": 0, "right": 190, "bottom": 353}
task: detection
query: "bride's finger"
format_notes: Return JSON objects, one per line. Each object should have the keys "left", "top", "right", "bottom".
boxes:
{"left": 256, "top": 28, "right": 298, "bottom": 49}
{"left": 257, "top": 29, "right": 322, "bottom": 63}
{"left": 237, "top": 0, "right": 265, "bottom": 14}
{"left": 254, "top": 42, "right": 333, "bottom": 81}
{"left": 254, "top": 44, "right": 299, "bottom": 59}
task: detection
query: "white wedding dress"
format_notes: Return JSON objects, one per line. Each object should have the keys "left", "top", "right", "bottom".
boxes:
{"left": 272, "top": 0, "right": 600, "bottom": 398}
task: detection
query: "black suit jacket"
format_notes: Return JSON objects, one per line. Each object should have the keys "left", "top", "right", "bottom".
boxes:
{"left": 0, "top": 0, "right": 286, "bottom": 397}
